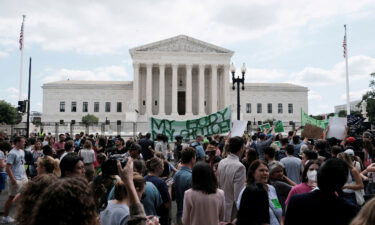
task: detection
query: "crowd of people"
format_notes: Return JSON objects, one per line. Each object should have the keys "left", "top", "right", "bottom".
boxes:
{"left": 0, "top": 125, "right": 375, "bottom": 225}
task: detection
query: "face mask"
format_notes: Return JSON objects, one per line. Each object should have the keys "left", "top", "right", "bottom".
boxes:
{"left": 307, "top": 170, "right": 317, "bottom": 182}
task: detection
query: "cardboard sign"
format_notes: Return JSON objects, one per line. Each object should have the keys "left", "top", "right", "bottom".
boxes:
{"left": 301, "top": 124, "right": 324, "bottom": 139}
{"left": 259, "top": 123, "right": 271, "bottom": 132}
{"left": 274, "top": 120, "right": 284, "bottom": 133}
{"left": 231, "top": 120, "right": 248, "bottom": 137}
{"left": 327, "top": 117, "right": 347, "bottom": 140}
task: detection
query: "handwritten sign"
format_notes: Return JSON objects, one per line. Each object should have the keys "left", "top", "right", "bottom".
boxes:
{"left": 150, "top": 107, "right": 231, "bottom": 140}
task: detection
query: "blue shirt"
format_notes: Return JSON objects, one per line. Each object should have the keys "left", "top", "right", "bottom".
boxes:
{"left": 142, "top": 182, "right": 163, "bottom": 216}
{"left": 100, "top": 201, "right": 129, "bottom": 225}
{"left": 173, "top": 166, "right": 192, "bottom": 217}
{"left": 191, "top": 142, "right": 206, "bottom": 160}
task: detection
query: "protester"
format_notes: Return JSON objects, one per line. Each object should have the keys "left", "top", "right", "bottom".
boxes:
{"left": 3, "top": 136, "right": 28, "bottom": 223}
{"left": 190, "top": 136, "right": 206, "bottom": 161}
{"left": 236, "top": 182, "right": 270, "bottom": 225}
{"left": 60, "top": 152, "right": 85, "bottom": 178}
{"left": 60, "top": 140, "right": 74, "bottom": 160}
{"left": 53, "top": 133, "right": 65, "bottom": 150}
{"left": 268, "top": 161, "right": 295, "bottom": 214}
{"left": 182, "top": 162, "right": 224, "bottom": 225}
{"left": 256, "top": 128, "right": 275, "bottom": 160}
{"left": 337, "top": 152, "right": 364, "bottom": 206}
{"left": 155, "top": 134, "right": 172, "bottom": 161}
{"left": 350, "top": 197, "right": 375, "bottom": 225}
{"left": 29, "top": 140, "right": 43, "bottom": 177}
{"left": 138, "top": 133, "right": 155, "bottom": 161}
{"left": 285, "top": 158, "right": 359, "bottom": 225}
{"left": 238, "top": 160, "right": 282, "bottom": 225}
{"left": 280, "top": 144, "right": 302, "bottom": 184}
{"left": 16, "top": 174, "right": 59, "bottom": 225}
{"left": 217, "top": 136, "right": 246, "bottom": 222}
{"left": 36, "top": 155, "right": 60, "bottom": 176}
{"left": 79, "top": 140, "right": 96, "bottom": 181}
{"left": 145, "top": 157, "right": 171, "bottom": 225}
{"left": 174, "top": 147, "right": 196, "bottom": 224}
{"left": 100, "top": 173, "right": 146, "bottom": 225}
{"left": 285, "top": 160, "right": 321, "bottom": 206}
{"left": 241, "top": 147, "right": 257, "bottom": 173}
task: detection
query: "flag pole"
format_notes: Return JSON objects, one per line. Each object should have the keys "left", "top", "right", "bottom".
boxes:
{"left": 19, "top": 15, "right": 26, "bottom": 101}
{"left": 344, "top": 24, "right": 350, "bottom": 116}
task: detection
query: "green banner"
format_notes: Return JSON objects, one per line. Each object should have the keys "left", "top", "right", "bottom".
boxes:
{"left": 301, "top": 109, "right": 328, "bottom": 129}
{"left": 150, "top": 107, "right": 232, "bottom": 141}
{"left": 274, "top": 120, "right": 284, "bottom": 133}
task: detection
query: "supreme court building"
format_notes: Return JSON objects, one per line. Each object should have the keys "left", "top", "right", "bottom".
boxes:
{"left": 42, "top": 35, "right": 308, "bottom": 129}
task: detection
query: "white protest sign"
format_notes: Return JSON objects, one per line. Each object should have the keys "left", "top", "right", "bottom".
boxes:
{"left": 327, "top": 117, "right": 347, "bottom": 140}
{"left": 231, "top": 120, "right": 248, "bottom": 137}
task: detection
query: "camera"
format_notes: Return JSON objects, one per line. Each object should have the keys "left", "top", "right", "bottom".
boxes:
{"left": 102, "top": 154, "right": 128, "bottom": 176}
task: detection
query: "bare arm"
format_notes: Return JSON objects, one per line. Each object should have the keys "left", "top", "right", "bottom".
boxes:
{"left": 282, "top": 175, "right": 297, "bottom": 186}
{"left": 6, "top": 164, "right": 16, "bottom": 184}
{"left": 117, "top": 158, "right": 147, "bottom": 225}
{"left": 0, "top": 159, "right": 5, "bottom": 170}
{"left": 343, "top": 168, "right": 364, "bottom": 190}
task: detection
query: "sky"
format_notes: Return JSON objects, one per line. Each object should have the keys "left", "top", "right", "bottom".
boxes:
{"left": 0, "top": 0, "right": 375, "bottom": 115}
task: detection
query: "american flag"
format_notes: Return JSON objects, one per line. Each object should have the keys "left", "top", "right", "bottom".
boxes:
{"left": 343, "top": 35, "right": 347, "bottom": 58}
{"left": 343, "top": 25, "right": 347, "bottom": 58}
{"left": 19, "top": 15, "right": 25, "bottom": 50}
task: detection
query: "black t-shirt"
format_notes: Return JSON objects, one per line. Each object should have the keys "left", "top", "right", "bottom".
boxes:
{"left": 138, "top": 138, "right": 155, "bottom": 161}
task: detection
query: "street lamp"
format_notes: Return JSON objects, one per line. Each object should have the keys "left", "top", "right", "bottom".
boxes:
{"left": 231, "top": 63, "right": 246, "bottom": 120}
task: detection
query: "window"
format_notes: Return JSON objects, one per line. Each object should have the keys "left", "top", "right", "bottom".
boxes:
{"left": 257, "top": 103, "right": 262, "bottom": 113}
{"left": 117, "top": 102, "right": 122, "bottom": 112}
{"left": 258, "top": 121, "right": 262, "bottom": 125}
{"left": 59, "top": 101, "right": 65, "bottom": 112}
{"left": 94, "top": 102, "right": 99, "bottom": 112}
{"left": 278, "top": 103, "right": 283, "bottom": 114}
{"left": 246, "top": 103, "right": 251, "bottom": 113}
{"left": 267, "top": 103, "right": 272, "bottom": 113}
{"left": 71, "top": 102, "right": 76, "bottom": 112}
{"left": 83, "top": 102, "right": 88, "bottom": 112}
{"left": 105, "top": 102, "right": 111, "bottom": 112}
{"left": 288, "top": 103, "right": 293, "bottom": 114}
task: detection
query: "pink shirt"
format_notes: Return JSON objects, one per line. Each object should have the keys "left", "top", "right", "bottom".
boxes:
{"left": 182, "top": 189, "right": 225, "bottom": 225}
{"left": 285, "top": 182, "right": 314, "bottom": 206}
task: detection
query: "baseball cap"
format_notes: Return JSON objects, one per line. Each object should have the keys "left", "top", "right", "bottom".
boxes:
{"left": 344, "top": 149, "right": 355, "bottom": 156}
{"left": 346, "top": 137, "right": 356, "bottom": 143}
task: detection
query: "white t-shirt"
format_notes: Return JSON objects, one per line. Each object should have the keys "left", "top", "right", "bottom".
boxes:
{"left": 79, "top": 149, "right": 95, "bottom": 164}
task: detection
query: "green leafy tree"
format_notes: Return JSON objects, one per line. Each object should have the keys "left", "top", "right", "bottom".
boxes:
{"left": 81, "top": 114, "right": 99, "bottom": 125}
{"left": 337, "top": 110, "right": 361, "bottom": 118}
{"left": 0, "top": 100, "right": 19, "bottom": 124}
{"left": 361, "top": 72, "right": 375, "bottom": 123}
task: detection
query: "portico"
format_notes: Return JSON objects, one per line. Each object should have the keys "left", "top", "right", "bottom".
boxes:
{"left": 130, "top": 35, "right": 233, "bottom": 119}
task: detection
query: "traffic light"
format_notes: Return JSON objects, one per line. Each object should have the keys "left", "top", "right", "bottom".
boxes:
{"left": 17, "top": 100, "right": 27, "bottom": 113}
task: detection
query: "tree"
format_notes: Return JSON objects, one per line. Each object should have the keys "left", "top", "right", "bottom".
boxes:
{"left": 81, "top": 114, "right": 99, "bottom": 125}
{"left": 0, "top": 100, "right": 19, "bottom": 124}
{"left": 338, "top": 110, "right": 361, "bottom": 118}
{"left": 361, "top": 72, "right": 375, "bottom": 123}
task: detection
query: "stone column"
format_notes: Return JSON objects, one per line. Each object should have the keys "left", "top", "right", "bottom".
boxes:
{"left": 146, "top": 63, "right": 153, "bottom": 115}
{"left": 159, "top": 64, "right": 165, "bottom": 116}
{"left": 185, "top": 64, "right": 193, "bottom": 116}
{"left": 211, "top": 64, "right": 218, "bottom": 113}
{"left": 223, "top": 64, "right": 230, "bottom": 108}
{"left": 171, "top": 64, "right": 178, "bottom": 115}
{"left": 199, "top": 64, "right": 205, "bottom": 115}
{"left": 132, "top": 62, "right": 140, "bottom": 113}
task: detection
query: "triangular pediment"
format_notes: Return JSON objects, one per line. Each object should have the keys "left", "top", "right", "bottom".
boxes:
{"left": 130, "top": 35, "right": 234, "bottom": 54}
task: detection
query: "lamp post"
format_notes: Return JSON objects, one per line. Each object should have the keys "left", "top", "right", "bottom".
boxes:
{"left": 231, "top": 63, "right": 246, "bottom": 120}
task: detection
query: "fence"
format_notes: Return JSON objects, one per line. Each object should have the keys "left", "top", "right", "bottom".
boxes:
{"left": 1, "top": 121, "right": 301, "bottom": 138}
